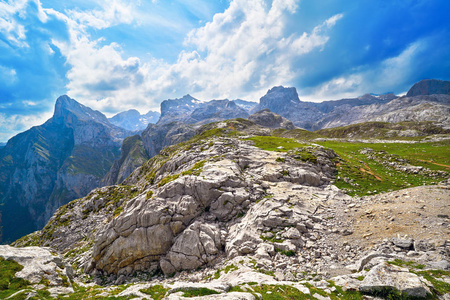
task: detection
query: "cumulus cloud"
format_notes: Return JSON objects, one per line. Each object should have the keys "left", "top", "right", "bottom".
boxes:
{"left": 60, "top": 0, "right": 342, "bottom": 113}
{"left": 0, "top": 111, "right": 52, "bottom": 142}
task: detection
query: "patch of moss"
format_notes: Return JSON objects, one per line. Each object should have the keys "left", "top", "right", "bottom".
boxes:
{"left": 214, "top": 264, "right": 239, "bottom": 279}
{"left": 182, "top": 287, "right": 220, "bottom": 297}
{"left": 275, "top": 248, "right": 296, "bottom": 257}
{"left": 157, "top": 173, "right": 180, "bottom": 187}
{"left": 292, "top": 148, "right": 318, "bottom": 164}
{"left": 388, "top": 259, "right": 426, "bottom": 270}
{"left": 140, "top": 285, "right": 169, "bottom": 300}
{"left": 413, "top": 270, "right": 450, "bottom": 296}
{"left": 231, "top": 284, "right": 310, "bottom": 299}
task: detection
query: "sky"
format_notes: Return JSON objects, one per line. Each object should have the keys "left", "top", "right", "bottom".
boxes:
{"left": 0, "top": 0, "right": 449, "bottom": 142}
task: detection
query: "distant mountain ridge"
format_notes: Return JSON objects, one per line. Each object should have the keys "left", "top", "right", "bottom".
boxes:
{"left": 252, "top": 79, "right": 450, "bottom": 130}
{"left": 109, "top": 109, "right": 160, "bottom": 131}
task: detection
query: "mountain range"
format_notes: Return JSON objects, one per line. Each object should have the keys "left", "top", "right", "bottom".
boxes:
{"left": 0, "top": 79, "right": 449, "bottom": 243}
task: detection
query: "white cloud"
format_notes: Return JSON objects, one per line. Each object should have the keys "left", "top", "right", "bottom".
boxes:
{"left": 0, "top": 111, "right": 52, "bottom": 142}
{"left": 0, "top": 0, "right": 29, "bottom": 47}
{"left": 57, "top": 0, "right": 342, "bottom": 114}
{"left": 67, "top": 0, "right": 135, "bottom": 30}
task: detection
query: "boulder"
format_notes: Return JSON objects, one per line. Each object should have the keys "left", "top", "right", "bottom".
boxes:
{"left": 359, "top": 262, "right": 431, "bottom": 298}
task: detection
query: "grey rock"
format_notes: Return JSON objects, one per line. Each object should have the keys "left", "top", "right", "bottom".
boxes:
{"left": 392, "top": 237, "right": 414, "bottom": 249}
{"left": 359, "top": 262, "right": 431, "bottom": 298}
{"left": 0, "top": 245, "right": 72, "bottom": 287}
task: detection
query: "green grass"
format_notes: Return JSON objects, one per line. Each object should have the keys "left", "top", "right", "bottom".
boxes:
{"left": 245, "top": 136, "right": 308, "bottom": 152}
{"left": 413, "top": 270, "right": 450, "bottom": 296}
{"left": 292, "top": 148, "right": 318, "bottom": 164}
{"left": 388, "top": 259, "right": 425, "bottom": 270}
{"left": 140, "top": 285, "right": 169, "bottom": 300}
{"left": 182, "top": 287, "right": 220, "bottom": 297}
{"left": 0, "top": 257, "right": 31, "bottom": 299}
{"left": 213, "top": 264, "right": 239, "bottom": 279}
{"left": 230, "top": 284, "right": 311, "bottom": 300}
{"left": 157, "top": 173, "right": 180, "bottom": 187}
{"left": 316, "top": 140, "right": 449, "bottom": 196}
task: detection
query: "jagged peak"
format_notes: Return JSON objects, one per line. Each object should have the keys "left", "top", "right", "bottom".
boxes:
{"left": 160, "top": 94, "right": 201, "bottom": 117}
{"left": 53, "top": 95, "right": 109, "bottom": 124}
{"left": 260, "top": 85, "right": 301, "bottom": 105}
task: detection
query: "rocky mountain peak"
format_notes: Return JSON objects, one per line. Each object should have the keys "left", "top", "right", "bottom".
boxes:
{"left": 53, "top": 95, "right": 109, "bottom": 125}
{"left": 160, "top": 94, "right": 200, "bottom": 118}
{"left": 259, "top": 86, "right": 301, "bottom": 109}
{"left": 406, "top": 79, "right": 450, "bottom": 97}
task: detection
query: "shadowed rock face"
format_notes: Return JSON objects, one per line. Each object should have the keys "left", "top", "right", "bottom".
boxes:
{"left": 0, "top": 95, "right": 131, "bottom": 243}
{"left": 102, "top": 135, "right": 150, "bottom": 186}
{"left": 406, "top": 79, "right": 450, "bottom": 97}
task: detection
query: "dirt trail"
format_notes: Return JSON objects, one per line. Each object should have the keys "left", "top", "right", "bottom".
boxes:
{"left": 417, "top": 159, "right": 450, "bottom": 169}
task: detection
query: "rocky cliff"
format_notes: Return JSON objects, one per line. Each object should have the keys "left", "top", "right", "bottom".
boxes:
{"left": 0, "top": 95, "right": 131, "bottom": 243}
{"left": 102, "top": 135, "right": 150, "bottom": 186}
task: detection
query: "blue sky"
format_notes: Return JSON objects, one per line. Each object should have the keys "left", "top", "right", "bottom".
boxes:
{"left": 0, "top": 0, "right": 449, "bottom": 142}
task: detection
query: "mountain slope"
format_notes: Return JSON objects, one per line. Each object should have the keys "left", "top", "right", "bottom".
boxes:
{"left": 0, "top": 95, "right": 131, "bottom": 243}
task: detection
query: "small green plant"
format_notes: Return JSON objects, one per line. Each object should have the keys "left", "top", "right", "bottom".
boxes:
{"left": 146, "top": 190, "right": 154, "bottom": 200}
{"left": 276, "top": 157, "right": 285, "bottom": 163}
{"left": 275, "top": 248, "right": 296, "bottom": 256}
